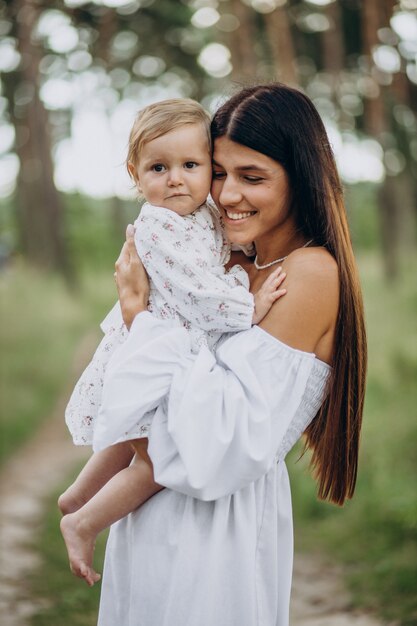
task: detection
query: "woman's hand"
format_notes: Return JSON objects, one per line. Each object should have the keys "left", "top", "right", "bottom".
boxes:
{"left": 114, "top": 224, "right": 149, "bottom": 329}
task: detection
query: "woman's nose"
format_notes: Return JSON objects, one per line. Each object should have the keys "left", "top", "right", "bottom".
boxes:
{"left": 218, "top": 175, "right": 241, "bottom": 206}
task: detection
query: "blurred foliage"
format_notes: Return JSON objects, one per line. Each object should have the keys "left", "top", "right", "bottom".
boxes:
{"left": 344, "top": 183, "right": 380, "bottom": 250}
{"left": 0, "top": 0, "right": 416, "bottom": 278}
{"left": 0, "top": 259, "right": 116, "bottom": 466}
{"left": 29, "top": 478, "right": 107, "bottom": 626}
{"left": 289, "top": 254, "right": 417, "bottom": 624}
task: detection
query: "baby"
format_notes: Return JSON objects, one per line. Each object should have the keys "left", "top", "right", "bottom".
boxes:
{"left": 59, "top": 99, "right": 286, "bottom": 586}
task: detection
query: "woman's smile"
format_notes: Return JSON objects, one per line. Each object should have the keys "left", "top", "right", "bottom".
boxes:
{"left": 211, "top": 136, "right": 293, "bottom": 247}
{"left": 224, "top": 210, "right": 257, "bottom": 221}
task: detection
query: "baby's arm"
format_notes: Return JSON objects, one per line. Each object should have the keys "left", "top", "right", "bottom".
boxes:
{"left": 252, "top": 266, "right": 287, "bottom": 325}
{"left": 135, "top": 207, "right": 254, "bottom": 333}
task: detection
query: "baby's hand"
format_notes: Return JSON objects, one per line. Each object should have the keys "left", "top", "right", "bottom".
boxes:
{"left": 252, "top": 267, "right": 286, "bottom": 325}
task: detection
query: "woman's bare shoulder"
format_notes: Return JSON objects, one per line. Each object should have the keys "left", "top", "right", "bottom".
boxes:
{"left": 284, "top": 245, "right": 338, "bottom": 278}
{"left": 259, "top": 247, "right": 339, "bottom": 357}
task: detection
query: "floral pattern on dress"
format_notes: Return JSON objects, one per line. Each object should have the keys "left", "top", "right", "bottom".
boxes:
{"left": 65, "top": 201, "right": 254, "bottom": 447}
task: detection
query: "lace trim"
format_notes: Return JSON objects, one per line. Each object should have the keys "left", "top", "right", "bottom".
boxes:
{"left": 276, "top": 364, "right": 330, "bottom": 460}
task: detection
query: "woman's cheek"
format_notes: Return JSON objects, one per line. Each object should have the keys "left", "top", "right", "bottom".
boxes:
{"left": 210, "top": 179, "right": 222, "bottom": 205}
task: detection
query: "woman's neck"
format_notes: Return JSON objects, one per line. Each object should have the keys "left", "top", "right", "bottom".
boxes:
{"left": 254, "top": 225, "right": 309, "bottom": 268}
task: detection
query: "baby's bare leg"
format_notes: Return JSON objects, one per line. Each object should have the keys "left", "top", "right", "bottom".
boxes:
{"left": 58, "top": 441, "right": 135, "bottom": 515}
{"left": 60, "top": 443, "right": 163, "bottom": 586}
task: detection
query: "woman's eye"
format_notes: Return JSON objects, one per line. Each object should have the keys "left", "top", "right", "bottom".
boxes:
{"left": 244, "top": 176, "right": 263, "bottom": 183}
{"left": 184, "top": 162, "right": 198, "bottom": 169}
{"left": 212, "top": 171, "right": 225, "bottom": 179}
{"left": 152, "top": 164, "right": 166, "bottom": 172}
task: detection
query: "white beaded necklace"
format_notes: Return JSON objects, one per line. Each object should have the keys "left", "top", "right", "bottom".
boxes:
{"left": 254, "top": 239, "right": 314, "bottom": 270}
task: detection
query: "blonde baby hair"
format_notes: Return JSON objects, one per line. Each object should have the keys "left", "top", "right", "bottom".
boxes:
{"left": 127, "top": 98, "right": 211, "bottom": 178}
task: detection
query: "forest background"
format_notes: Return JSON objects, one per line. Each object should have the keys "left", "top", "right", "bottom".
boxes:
{"left": 0, "top": 0, "right": 416, "bottom": 624}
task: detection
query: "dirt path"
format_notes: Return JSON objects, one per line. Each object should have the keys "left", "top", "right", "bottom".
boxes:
{"left": 0, "top": 338, "right": 384, "bottom": 626}
{"left": 290, "top": 556, "right": 384, "bottom": 625}
{"left": 0, "top": 336, "right": 93, "bottom": 626}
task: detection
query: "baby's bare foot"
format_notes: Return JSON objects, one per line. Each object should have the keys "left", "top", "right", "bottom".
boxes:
{"left": 60, "top": 513, "right": 101, "bottom": 587}
{"left": 58, "top": 488, "right": 87, "bottom": 516}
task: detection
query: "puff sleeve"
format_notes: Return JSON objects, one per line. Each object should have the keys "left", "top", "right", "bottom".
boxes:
{"left": 93, "top": 313, "right": 330, "bottom": 500}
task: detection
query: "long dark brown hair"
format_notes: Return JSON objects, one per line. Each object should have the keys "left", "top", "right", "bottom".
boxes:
{"left": 211, "top": 83, "right": 367, "bottom": 505}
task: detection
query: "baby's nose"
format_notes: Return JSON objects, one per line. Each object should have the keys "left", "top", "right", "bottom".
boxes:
{"left": 167, "top": 168, "right": 183, "bottom": 186}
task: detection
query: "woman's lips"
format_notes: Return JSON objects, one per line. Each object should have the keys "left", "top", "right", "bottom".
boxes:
{"left": 224, "top": 210, "right": 256, "bottom": 222}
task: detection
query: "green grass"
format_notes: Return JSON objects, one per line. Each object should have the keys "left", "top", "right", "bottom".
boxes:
{"left": 289, "top": 253, "right": 417, "bottom": 624}
{"left": 30, "top": 475, "right": 107, "bottom": 626}
{"left": 0, "top": 263, "right": 116, "bottom": 466}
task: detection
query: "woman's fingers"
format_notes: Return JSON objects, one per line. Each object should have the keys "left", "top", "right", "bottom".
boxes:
{"left": 114, "top": 226, "right": 148, "bottom": 293}
{"left": 115, "top": 225, "right": 136, "bottom": 273}
{"left": 112, "top": 223, "right": 150, "bottom": 328}
{"left": 115, "top": 242, "right": 129, "bottom": 270}
{"left": 126, "top": 224, "right": 139, "bottom": 261}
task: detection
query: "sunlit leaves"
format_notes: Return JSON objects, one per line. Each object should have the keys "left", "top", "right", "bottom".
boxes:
{"left": 36, "top": 10, "right": 79, "bottom": 53}
{"left": 1, "top": 0, "right": 416, "bottom": 200}
{"left": 0, "top": 123, "right": 15, "bottom": 154}
{"left": 110, "top": 30, "right": 140, "bottom": 61}
{"left": 242, "top": 0, "right": 287, "bottom": 13}
{"left": 0, "top": 153, "right": 19, "bottom": 197}
{"left": 191, "top": 7, "right": 220, "bottom": 28}
{"left": 0, "top": 38, "right": 21, "bottom": 72}
{"left": 132, "top": 55, "right": 166, "bottom": 77}
{"left": 296, "top": 12, "right": 331, "bottom": 32}
{"left": 197, "top": 42, "right": 232, "bottom": 77}
{"left": 372, "top": 45, "right": 402, "bottom": 74}
{"left": 391, "top": 11, "right": 417, "bottom": 40}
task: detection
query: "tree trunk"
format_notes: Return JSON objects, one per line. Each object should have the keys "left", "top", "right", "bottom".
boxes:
{"left": 96, "top": 9, "right": 126, "bottom": 237}
{"left": 10, "top": 0, "right": 74, "bottom": 283}
{"left": 263, "top": 6, "right": 298, "bottom": 86}
{"left": 228, "top": 0, "right": 259, "bottom": 82}
{"left": 361, "top": 0, "right": 405, "bottom": 279}
{"left": 322, "top": 1, "right": 345, "bottom": 77}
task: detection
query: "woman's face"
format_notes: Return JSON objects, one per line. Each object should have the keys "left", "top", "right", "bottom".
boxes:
{"left": 211, "top": 136, "right": 293, "bottom": 247}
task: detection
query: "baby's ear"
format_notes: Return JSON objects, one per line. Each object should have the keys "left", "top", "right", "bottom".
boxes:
{"left": 128, "top": 162, "right": 142, "bottom": 192}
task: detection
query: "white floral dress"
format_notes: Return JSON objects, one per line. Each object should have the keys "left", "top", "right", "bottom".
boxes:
{"left": 65, "top": 201, "right": 254, "bottom": 446}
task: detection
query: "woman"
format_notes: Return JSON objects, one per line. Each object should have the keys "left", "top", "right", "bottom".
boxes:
{"left": 97, "top": 83, "right": 367, "bottom": 626}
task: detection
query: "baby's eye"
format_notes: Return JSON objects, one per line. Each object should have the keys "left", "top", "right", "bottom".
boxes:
{"left": 184, "top": 161, "right": 198, "bottom": 169}
{"left": 152, "top": 163, "right": 166, "bottom": 172}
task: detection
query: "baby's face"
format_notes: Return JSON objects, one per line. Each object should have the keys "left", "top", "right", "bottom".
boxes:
{"left": 133, "top": 123, "right": 212, "bottom": 216}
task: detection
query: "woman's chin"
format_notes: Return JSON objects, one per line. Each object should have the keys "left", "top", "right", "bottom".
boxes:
{"left": 225, "top": 230, "right": 253, "bottom": 247}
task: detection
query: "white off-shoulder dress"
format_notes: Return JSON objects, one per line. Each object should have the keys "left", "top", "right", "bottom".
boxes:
{"left": 95, "top": 312, "right": 331, "bottom": 626}
{"left": 65, "top": 201, "right": 253, "bottom": 446}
